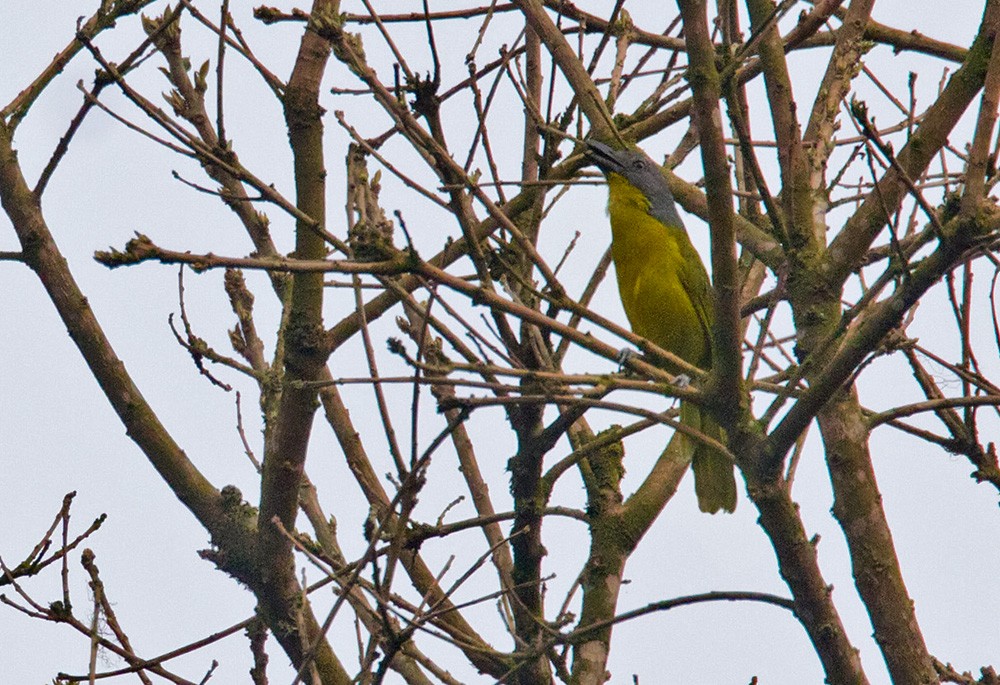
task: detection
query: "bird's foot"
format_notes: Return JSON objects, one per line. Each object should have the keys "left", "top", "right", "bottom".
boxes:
{"left": 616, "top": 347, "right": 637, "bottom": 372}
{"left": 672, "top": 374, "right": 691, "bottom": 389}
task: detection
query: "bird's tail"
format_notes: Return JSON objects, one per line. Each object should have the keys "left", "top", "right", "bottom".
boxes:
{"left": 681, "top": 401, "right": 737, "bottom": 514}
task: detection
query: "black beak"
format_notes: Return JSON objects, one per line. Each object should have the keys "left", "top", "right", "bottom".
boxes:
{"left": 585, "top": 140, "right": 625, "bottom": 176}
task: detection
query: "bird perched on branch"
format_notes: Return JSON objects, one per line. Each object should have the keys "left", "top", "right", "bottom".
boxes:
{"left": 586, "top": 140, "right": 737, "bottom": 514}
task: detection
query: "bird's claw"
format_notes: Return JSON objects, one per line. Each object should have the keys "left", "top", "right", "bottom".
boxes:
{"left": 616, "top": 347, "right": 637, "bottom": 372}
{"left": 672, "top": 374, "right": 691, "bottom": 389}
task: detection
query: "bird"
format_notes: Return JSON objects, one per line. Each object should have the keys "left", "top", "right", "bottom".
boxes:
{"left": 586, "top": 140, "right": 737, "bottom": 514}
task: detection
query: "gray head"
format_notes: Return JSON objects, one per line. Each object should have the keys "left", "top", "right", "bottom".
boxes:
{"left": 585, "top": 140, "right": 685, "bottom": 229}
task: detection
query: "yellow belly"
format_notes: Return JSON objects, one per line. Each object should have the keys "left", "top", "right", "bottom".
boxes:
{"left": 607, "top": 191, "right": 713, "bottom": 371}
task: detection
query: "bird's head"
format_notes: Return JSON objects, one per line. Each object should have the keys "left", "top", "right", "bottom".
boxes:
{"left": 585, "top": 140, "right": 684, "bottom": 228}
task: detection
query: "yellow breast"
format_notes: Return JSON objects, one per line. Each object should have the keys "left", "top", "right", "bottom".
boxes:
{"left": 606, "top": 174, "right": 713, "bottom": 370}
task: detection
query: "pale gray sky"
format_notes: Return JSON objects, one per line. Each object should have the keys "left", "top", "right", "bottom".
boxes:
{"left": 2, "top": 2, "right": 998, "bottom": 684}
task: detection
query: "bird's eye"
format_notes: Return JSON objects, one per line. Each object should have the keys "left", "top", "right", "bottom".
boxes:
{"left": 632, "top": 160, "right": 645, "bottom": 171}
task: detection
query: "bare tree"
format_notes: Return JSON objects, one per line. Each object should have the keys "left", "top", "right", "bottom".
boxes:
{"left": 3, "top": 1, "right": 1000, "bottom": 684}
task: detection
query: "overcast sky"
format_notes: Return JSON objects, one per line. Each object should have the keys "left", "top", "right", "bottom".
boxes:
{"left": 2, "top": 2, "right": 999, "bottom": 684}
